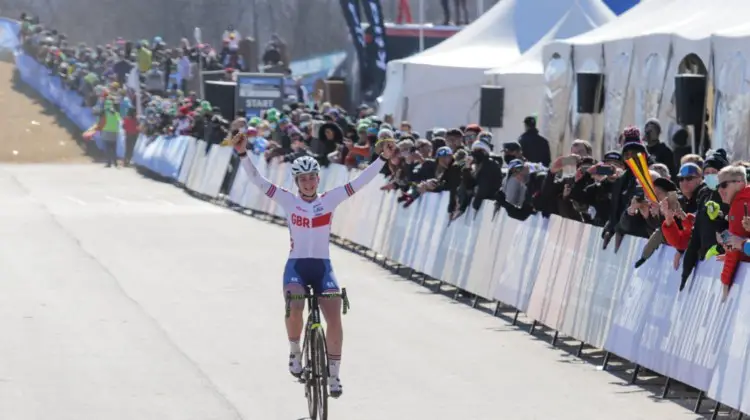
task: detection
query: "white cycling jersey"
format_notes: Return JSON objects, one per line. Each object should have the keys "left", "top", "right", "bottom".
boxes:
{"left": 239, "top": 155, "right": 386, "bottom": 259}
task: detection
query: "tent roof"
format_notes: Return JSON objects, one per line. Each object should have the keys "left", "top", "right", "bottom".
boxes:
{"left": 485, "top": 1, "right": 614, "bottom": 76}
{"left": 561, "top": 0, "right": 679, "bottom": 45}
{"left": 399, "top": 0, "right": 614, "bottom": 69}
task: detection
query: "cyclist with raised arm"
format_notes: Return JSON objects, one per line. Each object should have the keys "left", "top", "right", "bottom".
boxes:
{"left": 232, "top": 131, "right": 396, "bottom": 398}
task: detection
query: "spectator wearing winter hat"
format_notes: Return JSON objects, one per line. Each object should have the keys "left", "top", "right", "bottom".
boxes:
{"left": 518, "top": 116, "right": 551, "bottom": 167}
{"left": 602, "top": 127, "right": 648, "bottom": 247}
{"left": 644, "top": 118, "right": 676, "bottom": 178}
{"left": 678, "top": 149, "right": 730, "bottom": 290}
{"left": 313, "top": 121, "right": 343, "bottom": 167}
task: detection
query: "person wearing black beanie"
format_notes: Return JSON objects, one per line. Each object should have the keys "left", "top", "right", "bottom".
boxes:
{"left": 679, "top": 148, "right": 730, "bottom": 290}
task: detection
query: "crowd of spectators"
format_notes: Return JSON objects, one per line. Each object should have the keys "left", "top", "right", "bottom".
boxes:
{"left": 233, "top": 105, "right": 750, "bottom": 300}
{"left": 17, "top": 12, "right": 295, "bottom": 164}
{"left": 16, "top": 13, "right": 750, "bottom": 299}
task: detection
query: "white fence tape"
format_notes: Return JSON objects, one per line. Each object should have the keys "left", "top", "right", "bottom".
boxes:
{"left": 130, "top": 133, "right": 750, "bottom": 413}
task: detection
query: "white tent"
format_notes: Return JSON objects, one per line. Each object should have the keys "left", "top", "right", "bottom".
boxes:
{"left": 538, "top": 0, "right": 679, "bottom": 155}
{"left": 538, "top": 0, "right": 750, "bottom": 157}
{"left": 710, "top": 20, "right": 750, "bottom": 160}
{"left": 483, "top": 2, "right": 615, "bottom": 145}
{"left": 378, "top": 0, "right": 614, "bottom": 133}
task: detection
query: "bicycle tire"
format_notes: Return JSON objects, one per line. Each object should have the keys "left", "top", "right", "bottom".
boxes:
{"left": 303, "top": 319, "right": 318, "bottom": 420}
{"left": 312, "top": 327, "right": 329, "bottom": 420}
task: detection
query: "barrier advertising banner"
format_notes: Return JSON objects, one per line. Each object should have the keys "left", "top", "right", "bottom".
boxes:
{"left": 19, "top": 35, "right": 750, "bottom": 415}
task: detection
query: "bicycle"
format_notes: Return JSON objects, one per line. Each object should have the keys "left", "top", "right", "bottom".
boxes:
{"left": 285, "top": 285, "right": 350, "bottom": 420}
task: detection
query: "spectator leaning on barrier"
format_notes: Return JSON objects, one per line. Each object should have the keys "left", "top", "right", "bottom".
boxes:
{"left": 603, "top": 126, "right": 647, "bottom": 248}
{"left": 716, "top": 165, "right": 750, "bottom": 300}
{"left": 495, "top": 159, "right": 545, "bottom": 221}
{"left": 679, "top": 149, "right": 730, "bottom": 290}
{"left": 569, "top": 151, "right": 624, "bottom": 227}
{"left": 455, "top": 133, "right": 503, "bottom": 216}
{"left": 539, "top": 140, "right": 593, "bottom": 221}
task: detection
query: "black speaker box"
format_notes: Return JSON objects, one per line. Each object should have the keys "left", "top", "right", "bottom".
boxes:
{"left": 479, "top": 86, "right": 504, "bottom": 128}
{"left": 204, "top": 80, "right": 236, "bottom": 121}
{"left": 577, "top": 72, "right": 605, "bottom": 114}
{"left": 675, "top": 74, "right": 706, "bottom": 126}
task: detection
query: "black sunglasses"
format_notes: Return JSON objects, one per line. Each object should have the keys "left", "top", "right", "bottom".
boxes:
{"left": 719, "top": 180, "right": 740, "bottom": 189}
{"left": 678, "top": 176, "right": 698, "bottom": 182}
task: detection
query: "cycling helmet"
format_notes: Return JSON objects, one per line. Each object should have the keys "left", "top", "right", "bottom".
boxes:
{"left": 291, "top": 156, "right": 320, "bottom": 177}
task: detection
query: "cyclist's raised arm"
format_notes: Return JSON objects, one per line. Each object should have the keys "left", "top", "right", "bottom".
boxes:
{"left": 235, "top": 136, "right": 295, "bottom": 206}
{"left": 321, "top": 141, "right": 397, "bottom": 208}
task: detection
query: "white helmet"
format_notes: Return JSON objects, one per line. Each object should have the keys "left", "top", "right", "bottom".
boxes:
{"left": 291, "top": 156, "right": 321, "bottom": 177}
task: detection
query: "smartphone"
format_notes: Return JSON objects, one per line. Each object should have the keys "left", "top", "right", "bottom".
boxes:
{"left": 595, "top": 165, "right": 615, "bottom": 176}
{"left": 634, "top": 186, "right": 645, "bottom": 202}
{"left": 720, "top": 230, "right": 731, "bottom": 243}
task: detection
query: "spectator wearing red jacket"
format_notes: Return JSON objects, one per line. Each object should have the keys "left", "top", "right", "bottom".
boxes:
{"left": 718, "top": 165, "right": 750, "bottom": 300}
{"left": 661, "top": 163, "right": 704, "bottom": 251}
{"left": 660, "top": 178, "right": 693, "bottom": 251}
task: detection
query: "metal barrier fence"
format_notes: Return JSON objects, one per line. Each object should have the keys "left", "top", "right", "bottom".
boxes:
{"left": 13, "top": 33, "right": 750, "bottom": 417}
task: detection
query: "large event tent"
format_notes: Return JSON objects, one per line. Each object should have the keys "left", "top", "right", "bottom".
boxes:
{"left": 542, "top": 0, "right": 750, "bottom": 158}
{"left": 377, "top": 0, "right": 614, "bottom": 133}
{"left": 712, "top": 21, "right": 750, "bottom": 160}
{"left": 484, "top": 2, "right": 615, "bottom": 145}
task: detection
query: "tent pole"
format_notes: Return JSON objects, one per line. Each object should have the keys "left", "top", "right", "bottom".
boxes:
{"left": 419, "top": 0, "right": 425, "bottom": 51}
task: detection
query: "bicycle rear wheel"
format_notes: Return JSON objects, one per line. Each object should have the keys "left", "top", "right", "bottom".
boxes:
{"left": 312, "top": 328, "right": 328, "bottom": 420}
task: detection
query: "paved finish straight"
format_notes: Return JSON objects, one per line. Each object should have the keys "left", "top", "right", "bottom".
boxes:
{"left": 0, "top": 164, "right": 699, "bottom": 420}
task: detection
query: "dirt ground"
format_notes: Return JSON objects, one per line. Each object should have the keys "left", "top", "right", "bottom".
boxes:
{"left": 0, "top": 60, "right": 95, "bottom": 164}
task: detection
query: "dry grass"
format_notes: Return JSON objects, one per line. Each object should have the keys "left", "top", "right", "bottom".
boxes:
{"left": 0, "top": 60, "right": 93, "bottom": 164}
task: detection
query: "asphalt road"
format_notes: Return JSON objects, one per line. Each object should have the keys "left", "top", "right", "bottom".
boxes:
{"left": 0, "top": 164, "right": 700, "bottom": 420}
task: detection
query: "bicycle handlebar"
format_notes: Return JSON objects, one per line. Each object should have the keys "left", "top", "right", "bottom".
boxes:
{"left": 285, "top": 287, "right": 350, "bottom": 319}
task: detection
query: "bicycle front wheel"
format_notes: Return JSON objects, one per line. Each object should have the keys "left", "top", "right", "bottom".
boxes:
{"left": 312, "top": 328, "right": 328, "bottom": 420}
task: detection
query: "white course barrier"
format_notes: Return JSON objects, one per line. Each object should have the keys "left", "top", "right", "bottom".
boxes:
{"left": 128, "top": 135, "right": 750, "bottom": 415}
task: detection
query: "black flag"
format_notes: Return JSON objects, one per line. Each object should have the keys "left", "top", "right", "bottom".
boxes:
{"left": 339, "top": 0, "right": 368, "bottom": 87}
{"left": 360, "top": 0, "right": 388, "bottom": 96}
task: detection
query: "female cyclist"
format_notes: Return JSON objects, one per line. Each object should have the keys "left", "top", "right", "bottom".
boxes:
{"left": 233, "top": 132, "right": 396, "bottom": 398}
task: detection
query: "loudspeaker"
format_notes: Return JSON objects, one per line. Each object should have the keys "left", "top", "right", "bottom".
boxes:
{"left": 204, "top": 80, "right": 235, "bottom": 121}
{"left": 576, "top": 72, "right": 605, "bottom": 114}
{"left": 479, "top": 86, "right": 504, "bottom": 128}
{"left": 675, "top": 74, "right": 706, "bottom": 126}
